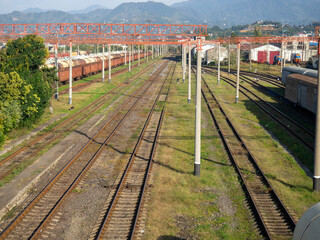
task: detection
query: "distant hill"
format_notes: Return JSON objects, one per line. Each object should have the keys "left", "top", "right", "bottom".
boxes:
{"left": 0, "top": 11, "right": 81, "bottom": 24}
{"left": 0, "top": 2, "right": 197, "bottom": 25}
{"left": 69, "top": 5, "right": 108, "bottom": 14}
{"left": 0, "top": 0, "right": 319, "bottom": 27}
{"left": 172, "top": 0, "right": 320, "bottom": 27}
{"left": 22, "top": 8, "right": 56, "bottom": 13}
{"left": 106, "top": 2, "right": 198, "bottom": 24}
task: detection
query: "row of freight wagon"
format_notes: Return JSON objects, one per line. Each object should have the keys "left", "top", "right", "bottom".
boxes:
{"left": 46, "top": 51, "right": 151, "bottom": 83}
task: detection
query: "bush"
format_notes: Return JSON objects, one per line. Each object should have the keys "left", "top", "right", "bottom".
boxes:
{"left": 0, "top": 35, "right": 55, "bottom": 144}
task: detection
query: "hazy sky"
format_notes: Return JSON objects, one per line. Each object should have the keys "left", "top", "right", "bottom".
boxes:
{"left": 0, "top": 0, "right": 183, "bottom": 14}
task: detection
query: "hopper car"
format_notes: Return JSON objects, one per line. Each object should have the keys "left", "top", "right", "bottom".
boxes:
{"left": 46, "top": 51, "right": 150, "bottom": 83}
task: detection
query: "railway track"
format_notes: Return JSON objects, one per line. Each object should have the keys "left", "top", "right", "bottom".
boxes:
{"left": 206, "top": 66, "right": 283, "bottom": 88}
{"left": 92, "top": 61, "right": 175, "bottom": 240}
{"left": 59, "top": 58, "right": 150, "bottom": 95}
{"left": 211, "top": 66, "right": 316, "bottom": 121}
{"left": 0, "top": 60, "right": 159, "bottom": 183}
{"left": 200, "top": 70, "right": 296, "bottom": 239}
{"left": 0, "top": 60, "right": 170, "bottom": 239}
{"left": 239, "top": 70, "right": 284, "bottom": 88}
{"left": 203, "top": 67, "right": 288, "bottom": 106}
{"left": 202, "top": 67, "right": 315, "bottom": 151}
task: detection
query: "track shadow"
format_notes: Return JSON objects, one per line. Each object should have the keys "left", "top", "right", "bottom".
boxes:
{"left": 143, "top": 137, "right": 230, "bottom": 167}
{"left": 157, "top": 236, "right": 185, "bottom": 240}
{"left": 242, "top": 98, "right": 313, "bottom": 181}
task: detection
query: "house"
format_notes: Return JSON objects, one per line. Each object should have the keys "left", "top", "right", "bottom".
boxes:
{"left": 249, "top": 44, "right": 281, "bottom": 64}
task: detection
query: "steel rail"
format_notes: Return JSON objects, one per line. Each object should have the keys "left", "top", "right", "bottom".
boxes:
{"left": 205, "top": 66, "right": 284, "bottom": 88}
{"left": 202, "top": 67, "right": 315, "bottom": 150}
{"left": 130, "top": 61, "right": 176, "bottom": 239}
{"left": 198, "top": 69, "right": 296, "bottom": 239}
{"left": 0, "top": 58, "right": 157, "bottom": 170}
{"left": 205, "top": 67, "right": 314, "bottom": 137}
{"left": 59, "top": 56, "right": 151, "bottom": 95}
{"left": 210, "top": 66, "right": 315, "bottom": 120}
{"left": 94, "top": 60, "right": 173, "bottom": 239}
{"left": 0, "top": 60, "right": 168, "bottom": 239}
{"left": 29, "top": 60, "right": 170, "bottom": 240}
{"left": 235, "top": 71, "right": 316, "bottom": 120}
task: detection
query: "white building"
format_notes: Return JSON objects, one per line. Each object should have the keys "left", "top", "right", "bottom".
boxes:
{"left": 250, "top": 44, "right": 281, "bottom": 64}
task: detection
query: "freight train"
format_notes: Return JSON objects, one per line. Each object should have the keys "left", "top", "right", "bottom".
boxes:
{"left": 46, "top": 51, "right": 151, "bottom": 83}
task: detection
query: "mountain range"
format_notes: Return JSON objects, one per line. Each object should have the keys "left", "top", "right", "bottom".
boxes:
{"left": 0, "top": 0, "right": 320, "bottom": 27}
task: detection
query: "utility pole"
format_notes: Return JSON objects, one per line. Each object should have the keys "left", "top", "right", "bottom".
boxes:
{"left": 183, "top": 44, "right": 186, "bottom": 83}
{"left": 280, "top": 41, "right": 284, "bottom": 74}
{"left": 138, "top": 44, "right": 140, "bottom": 66}
{"left": 147, "top": 45, "right": 149, "bottom": 62}
{"left": 250, "top": 43, "right": 252, "bottom": 70}
{"left": 194, "top": 37, "right": 202, "bottom": 176}
{"left": 129, "top": 45, "right": 131, "bottom": 72}
{"left": 54, "top": 43, "right": 59, "bottom": 100}
{"left": 124, "top": 44, "right": 127, "bottom": 65}
{"left": 188, "top": 41, "right": 191, "bottom": 103}
{"left": 314, "top": 38, "right": 320, "bottom": 191}
{"left": 228, "top": 41, "right": 231, "bottom": 75}
{"left": 132, "top": 44, "right": 134, "bottom": 68}
{"left": 102, "top": 44, "right": 105, "bottom": 82}
{"left": 235, "top": 42, "right": 240, "bottom": 103}
{"left": 283, "top": 43, "right": 286, "bottom": 67}
{"left": 109, "top": 44, "right": 111, "bottom": 83}
{"left": 69, "top": 41, "right": 72, "bottom": 105}
{"left": 218, "top": 42, "right": 221, "bottom": 84}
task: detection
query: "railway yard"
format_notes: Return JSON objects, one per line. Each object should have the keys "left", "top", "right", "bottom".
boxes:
{"left": 0, "top": 50, "right": 319, "bottom": 240}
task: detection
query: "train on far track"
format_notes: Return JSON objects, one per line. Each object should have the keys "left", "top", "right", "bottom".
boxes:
{"left": 293, "top": 53, "right": 301, "bottom": 65}
{"left": 273, "top": 55, "right": 281, "bottom": 65}
{"left": 46, "top": 51, "right": 151, "bottom": 83}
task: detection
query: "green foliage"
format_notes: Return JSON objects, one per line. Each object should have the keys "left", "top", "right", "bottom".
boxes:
{"left": 0, "top": 101, "right": 22, "bottom": 133}
{"left": 0, "top": 35, "right": 55, "bottom": 145}
{"left": 230, "top": 32, "right": 238, "bottom": 38}
{"left": 0, "top": 72, "right": 28, "bottom": 140}
{"left": 5, "top": 35, "right": 48, "bottom": 73}
{"left": 0, "top": 72, "right": 27, "bottom": 103}
{"left": 207, "top": 21, "right": 320, "bottom": 38}
{"left": 253, "top": 25, "right": 262, "bottom": 37}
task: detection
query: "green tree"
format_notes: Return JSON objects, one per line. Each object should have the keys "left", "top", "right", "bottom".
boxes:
{"left": 0, "top": 72, "right": 30, "bottom": 104}
{"left": 5, "top": 35, "right": 49, "bottom": 73}
{"left": 0, "top": 72, "right": 33, "bottom": 142}
{"left": 253, "top": 25, "right": 262, "bottom": 37}
{"left": 230, "top": 32, "right": 238, "bottom": 38}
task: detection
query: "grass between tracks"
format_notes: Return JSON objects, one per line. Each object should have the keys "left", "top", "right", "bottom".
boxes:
{"left": 144, "top": 63, "right": 260, "bottom": 239}
{"left": 221, "top": 61, "right": 282, "bottom": 77}
{"left": 202, "top": 71, "right": 320, "bottom": 219}
{"left": 0, "top": 58, "right": 159, "bottom": 188}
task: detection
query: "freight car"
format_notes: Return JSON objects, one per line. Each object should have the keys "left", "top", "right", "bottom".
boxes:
{"left": 285, "top": 73, "right": 317, "bottom": 114}
{"left": 47, "top": 51, "right": 150, "bottom": 83}
{"left": 282, "top": 66, "right": 318, "bottom": 85}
